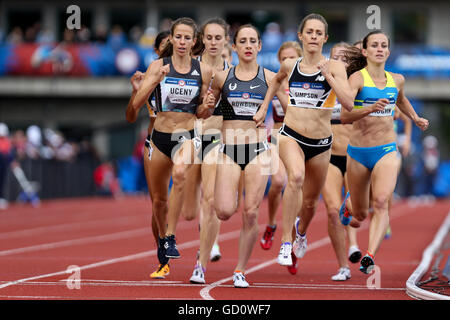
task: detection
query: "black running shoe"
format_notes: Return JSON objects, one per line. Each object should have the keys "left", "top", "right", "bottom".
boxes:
{"left": 349, "top": 250, "right": 362, "bottom": 264}
{"left": 158, "top": 237, "right": 169, "bottom": 265}
{"left": 164, "top": 235, "right": 181, "bottom": 259}
{"left": 359, "top": 254, "right": 375, "bottom": 274}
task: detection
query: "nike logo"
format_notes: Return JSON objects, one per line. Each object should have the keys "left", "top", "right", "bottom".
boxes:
{"left": 250, "top": 85, "right": 260, "bottom": 89}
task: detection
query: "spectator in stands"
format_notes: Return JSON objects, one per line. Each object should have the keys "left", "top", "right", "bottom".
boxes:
{"left": 37, "top": 27, "right": 55, "bottom": 44}
{"left": 6, "top": 26, "right": 23, "bottom": 44}
{"left": 422, "top": 135, "right": 439, "bottom": 196}
{"left": 139, "top": 27, "right": 157, "bottom": 47}
{"left": 129, "top": 25, "right": 143, "bottom": 44}
{"left": 108, "top": 25, "right": 127, "bottom": 50}
{"left": 93, "top": 161, "right": 122, "bottom": 198}
{"left": 93, "top": 24, "right": 108, "bottom": 43}
{"left": 0, "top": 123, "right": 13, "bottom": 209}
{"left": 26, "top": 125, "right": 43, "bottom": 159}
{"left": 11, "top": 130, "right": 27, "bottom": 160}
{"left": 76, "top": 25, "right": 91, "bottom": 43}
{"left": 24, "top": 22, "right": 40, "bottom": 42}
{"left": 262, "top": 22, "right": 283, "bottom": 51}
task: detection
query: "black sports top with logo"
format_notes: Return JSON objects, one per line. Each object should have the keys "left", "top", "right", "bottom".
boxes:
{"left": 154, "top": 56, "right": 202, "bottom": 114}
{"left": 197, "top": 56, "right": 230, "bottom": 116}
{"left": 220, "top": 66, "right": 269, "bottom": 121}
{"left": 288, "top": 57, "right": 336, "bottom": 110}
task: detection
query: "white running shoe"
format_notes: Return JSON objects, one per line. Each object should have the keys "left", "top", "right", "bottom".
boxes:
{"left": 277, "top": 242, "right": 293, "bottom": 266}
{"left": 233, "top": 272, "right": 249, "bottom": 288}
{"left": 331, "top": 267, "right": 351, "bottom": 281}
{"left": 210, "top": 243, "right": 221, "bottom": 262}
{"left": 189, "top": 262, "right": 206, "bottom": 284}
{"left": 293, "top": 218, "right": 307, "bottom": 258}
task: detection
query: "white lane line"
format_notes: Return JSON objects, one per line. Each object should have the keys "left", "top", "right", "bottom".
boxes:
{"left": 0, "top": 214, "right": 146, "bottom": 240}
{"left": 0, "top": 223, "right": 256, "bottom": 290}
{"left": 0, "top": 228, "right": 150, "bottom": 257}
{"left": 0, "top": 295, "right": 202, "bottom": 300}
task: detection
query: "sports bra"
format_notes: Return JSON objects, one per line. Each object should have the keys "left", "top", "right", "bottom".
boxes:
{"left": 220, "top": 66, "right": 269, "bottom": 121}
{"left": 353, "top": 68, "right": 398, "bottom": 117}
{"left": 288, "top": 57, "right": 336, "bottom": 110}
{"left": 153, "top": 56, "right": 202, "bottom": 114}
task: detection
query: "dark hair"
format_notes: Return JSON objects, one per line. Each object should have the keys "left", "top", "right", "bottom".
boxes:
{"left": 233, "top": 24, "right": 261, "bottom": 44}
{"left": 345, "top": 30, "right": 390, "bottom": 76}
{"left": 154, "top": 30, "right": 170, "bottom": 53}
{"left": 298, "top": 13, "right": 328, "bottom": 35}
{"left": 192, "top": 17, "right": 230, "bottom": 56}
{"left": 159, "top": 17, "right": 198, "bottom": 58}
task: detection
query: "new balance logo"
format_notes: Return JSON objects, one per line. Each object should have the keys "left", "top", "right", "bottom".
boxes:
{"left": 318, "top": 138, "right": 329, "bottom": 145}
{"left": 315, "top": 75, "right": 325, "bottom": 81}
{"left": 191, "top": 69, "right": 200, "bottom": 76}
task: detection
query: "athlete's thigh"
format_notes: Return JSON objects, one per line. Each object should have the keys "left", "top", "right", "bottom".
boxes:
{"left": 303, "top": 149, "right": 331, "bottom": 201}
{"left": 371, "top": 152, "right": 399, "bottom": 201}
{"left": 148, "top": 141, "right": 173, "bottom": 200}
{"left": 278, "top": 135, "right": 305, "bottom": 177}
{"left": 321, "top": 163, "right": 344, "bottom": 209}
{"left": 214, "top": 152, "right": 242, "bottom": 211}
{"left": 173, "top": 139, "right": 196, "bottom": 168}
{"left": 244, "top": 155, "right": 271, "bottom": 209}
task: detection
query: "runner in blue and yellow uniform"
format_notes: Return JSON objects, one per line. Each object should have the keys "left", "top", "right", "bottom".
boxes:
{"left": 340, "top": 30, "right": 429, "bottom": 274}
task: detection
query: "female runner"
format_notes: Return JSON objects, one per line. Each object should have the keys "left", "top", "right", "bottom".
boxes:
{"left": 340, "top": 30, "right": 429, "bottom": 273}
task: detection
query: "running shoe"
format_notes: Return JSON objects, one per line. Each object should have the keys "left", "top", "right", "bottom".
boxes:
{"left": 277, "top": 242, "right": 293, "bottom": 266}
{"left": 359, "top": 254, "right": 375, "bottom": 274}
{"left": 189, "top": 262, "right": 206, "bottom": 284}
{"left": 348, "top": 246, "right": 362, "bottom": 263}
{"left": 293, "top": 217, "right": 307, "bottom": 258}
{"left": 233, "top": 271, "right": 249, "bottom": 288}
{"left": 287, "top": 251, "right": 298, "bottom": 275}
{"left": 260, "top": 225, "right": 277, "bottom": 250}
{"left": 158, "top": 237, "right": 169, "bottom": 265}
{"left": 384, "top": 225, "right": 392, "bottom": 239}
{"left": 331, "top": 267, "right": 351, "bottom": 281}
{"left": 210, "top": 243, "right": 222, "bottom": 262}
{"left": 339, "top": 191, "right": 352, "bottom": 226}
{"left": 150, "top": 264, "right": 170, "bottom": 279}
{"left": 164, "top": 234, "right": 181, "bottom": 259}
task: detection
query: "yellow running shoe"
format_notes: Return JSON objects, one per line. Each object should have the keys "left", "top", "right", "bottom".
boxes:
{"left": 150, "top": 264, "right": 170, "bottom": 279}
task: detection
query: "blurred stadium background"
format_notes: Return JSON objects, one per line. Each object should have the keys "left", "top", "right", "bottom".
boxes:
{"left": 0, "top": 0, "right": 449, "bottom": 207}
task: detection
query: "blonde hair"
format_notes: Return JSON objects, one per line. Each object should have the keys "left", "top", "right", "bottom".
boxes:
{"left": 277, "top": 41, "right": 302, "bottom": 62}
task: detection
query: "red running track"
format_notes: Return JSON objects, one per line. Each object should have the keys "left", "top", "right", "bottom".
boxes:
{"left": 0, "top": 196, "right": 448, "bottom": 300}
